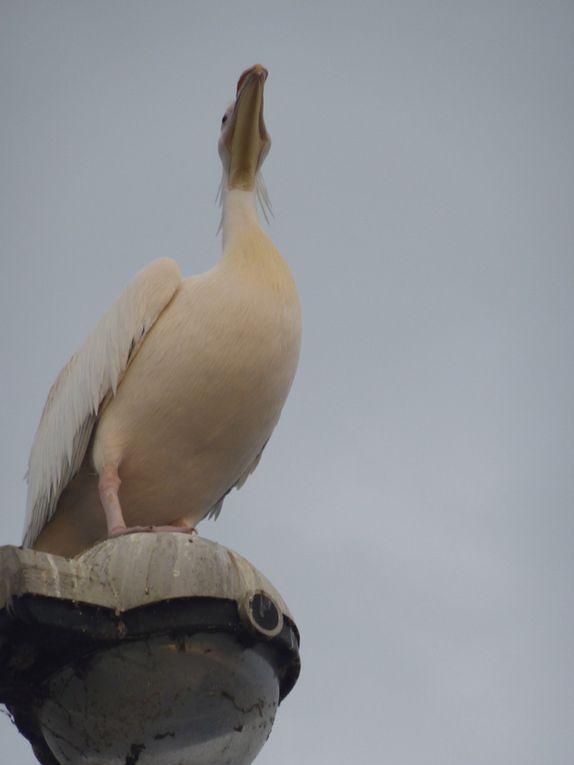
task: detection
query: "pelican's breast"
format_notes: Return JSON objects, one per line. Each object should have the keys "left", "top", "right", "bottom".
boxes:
{"left": 90, "top": 251, "right": 300, "bottom": 525}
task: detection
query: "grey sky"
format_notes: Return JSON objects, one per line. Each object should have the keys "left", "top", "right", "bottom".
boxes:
{"left": 2, "top": 1, "right": 574, "bottom": 763}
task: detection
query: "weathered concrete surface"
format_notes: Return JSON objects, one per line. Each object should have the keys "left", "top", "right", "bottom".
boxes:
{"left": 0, "top": 533, "right": 301, "bottom": 765}
{"left": 0, "top": 533, "right": 292, "bottom": 619}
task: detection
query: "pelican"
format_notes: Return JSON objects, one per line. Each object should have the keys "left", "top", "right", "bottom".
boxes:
{"left": 23, "top": 65, "right": 301, "bottom": 558}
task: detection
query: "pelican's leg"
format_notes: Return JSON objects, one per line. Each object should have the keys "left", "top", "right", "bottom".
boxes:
{"left": 98, "top": 464, "right": 196, "bottom": 538}
{"left": 98, "top": 464, "right": 127, "bottom": 536}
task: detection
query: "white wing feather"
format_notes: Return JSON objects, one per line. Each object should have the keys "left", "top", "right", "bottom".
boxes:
{"left": 23, "top": 258, "right": 181, "bottom": 547}
{"left": 206, "top": 441, "right": 268, "bottom": 520}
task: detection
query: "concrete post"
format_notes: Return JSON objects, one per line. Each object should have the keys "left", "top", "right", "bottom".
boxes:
{"left": 0, "top": 534, "right": 300, "bottom": 765}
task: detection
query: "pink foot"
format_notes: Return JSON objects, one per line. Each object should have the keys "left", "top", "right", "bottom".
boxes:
{"left": 109, "top": 525, "right": 196, "bottom": 538}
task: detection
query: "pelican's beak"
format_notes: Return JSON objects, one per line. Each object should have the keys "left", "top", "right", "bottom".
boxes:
{"left": 225, "top": 64, "right": 269, "bottom": 191}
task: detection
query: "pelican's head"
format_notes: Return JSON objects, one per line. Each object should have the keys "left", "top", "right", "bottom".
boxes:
{"left": 218, "top": 64, "right": 271, "bottom": 192}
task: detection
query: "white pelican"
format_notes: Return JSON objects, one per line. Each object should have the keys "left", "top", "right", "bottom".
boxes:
{"left": 23, "top": 65, "right": 301, "bottom": 558}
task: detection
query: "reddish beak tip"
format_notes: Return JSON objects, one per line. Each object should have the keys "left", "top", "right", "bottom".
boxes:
{"left": 236, "top": 64, "right": 268, "bottom": 95}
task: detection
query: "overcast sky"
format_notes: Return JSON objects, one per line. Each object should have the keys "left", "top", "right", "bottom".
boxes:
{"left": 2, "top": 2, "right": 574, "bottom": 763}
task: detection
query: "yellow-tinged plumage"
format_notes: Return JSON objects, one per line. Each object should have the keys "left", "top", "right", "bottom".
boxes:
{"left": 24, "top": 65, "right": 301, "bottom": 558}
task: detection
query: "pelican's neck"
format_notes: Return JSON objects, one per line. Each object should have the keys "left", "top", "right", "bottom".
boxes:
{"left": 221, "top": 187, "right": 261, "bottom": 251}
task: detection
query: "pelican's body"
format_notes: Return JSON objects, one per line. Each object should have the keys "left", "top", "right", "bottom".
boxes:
{"left": 24, "top": 66, "right": 301, "bottom": 557}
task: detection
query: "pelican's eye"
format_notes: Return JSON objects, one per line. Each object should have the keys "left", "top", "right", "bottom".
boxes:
{"left": 220, "top": 104, "right": 234, "bottom": 131}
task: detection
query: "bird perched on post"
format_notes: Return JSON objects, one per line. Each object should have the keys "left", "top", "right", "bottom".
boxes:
{"left": 23, "top": 65, "right": 301, "bottom": 558}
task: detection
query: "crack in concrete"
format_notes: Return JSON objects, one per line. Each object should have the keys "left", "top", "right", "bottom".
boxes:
{"left": 220, "top": 690, "right": 265, "bottom": 718}
{"left": 125, "top": 741, "right": 145, "bottom": 764}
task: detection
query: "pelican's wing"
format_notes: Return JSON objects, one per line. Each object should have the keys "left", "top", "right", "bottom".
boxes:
{"left": 23, "top": 258, "right": 181, "bottom": 547}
